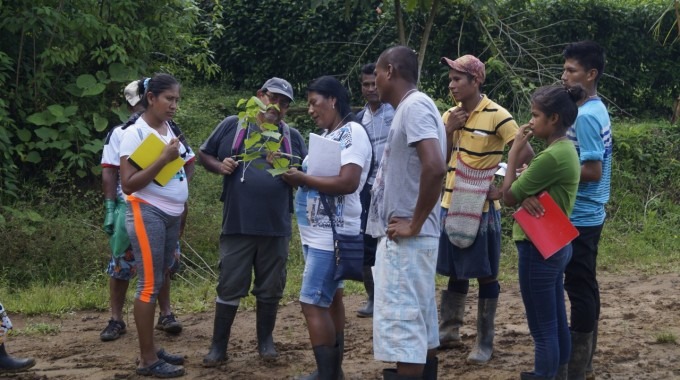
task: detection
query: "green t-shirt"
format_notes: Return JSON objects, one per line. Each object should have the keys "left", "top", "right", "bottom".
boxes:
{"left": 510, "top": 140, "right": 580, "bottom": 241}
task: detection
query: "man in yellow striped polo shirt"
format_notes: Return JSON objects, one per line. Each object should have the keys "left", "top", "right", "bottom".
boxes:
{"left": 436, "top": 54, "right": 534, "bottom": 364}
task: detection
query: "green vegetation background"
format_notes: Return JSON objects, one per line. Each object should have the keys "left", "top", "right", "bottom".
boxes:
{"left": 1, "top": 0, "right": 679, "bottom": 316}
{"left": 1, "top": 83, "right": 679, "bottom": 316}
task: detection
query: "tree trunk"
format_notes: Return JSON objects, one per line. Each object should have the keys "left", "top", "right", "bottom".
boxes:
{"left": 417, "top": 0, "right": 440, "bottom": 83}
{"left": 395, "top": 0, "right": 406, "bottom": 45}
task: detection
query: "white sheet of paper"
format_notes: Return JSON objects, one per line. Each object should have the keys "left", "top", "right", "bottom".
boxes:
{"left": 307, "top": 133, "right": 341, "bottom": 177}
{"left": 495, "top": 162, "right": 507, "bottom": 177}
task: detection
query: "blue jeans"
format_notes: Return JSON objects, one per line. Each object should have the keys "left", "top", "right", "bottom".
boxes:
{"left": 517, "top": 241, "right": 572, "bottom": 378}
{"left": 299, "top": 245, "right": 341, "bottom": 308}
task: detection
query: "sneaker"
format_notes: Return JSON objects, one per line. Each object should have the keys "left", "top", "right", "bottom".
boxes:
{"left": 100, "top": 319, "right": 126, "bottom": 341}
{"left": 155, "top": 313, "right": 183, "bottom": 334}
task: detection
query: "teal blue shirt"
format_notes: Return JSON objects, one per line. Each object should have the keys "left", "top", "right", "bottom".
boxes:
{"left": 566, "top": 98, "right": 612, "bottom": 226}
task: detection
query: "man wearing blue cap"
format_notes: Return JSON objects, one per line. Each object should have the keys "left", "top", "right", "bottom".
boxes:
{"left": 199, "top": 77, "right": 307, "bottom": 366}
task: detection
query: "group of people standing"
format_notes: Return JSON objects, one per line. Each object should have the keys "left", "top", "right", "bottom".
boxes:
{"left": 0, "top": 40, "right": 608, "bottom": 379}
{"left": 198, "top": 40, "right": 608, "bottom": 380}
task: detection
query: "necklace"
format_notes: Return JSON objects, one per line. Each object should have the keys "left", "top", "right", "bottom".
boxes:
{"left": 396, "top": 89, "right": 417, "bottom": 109}
{"left": 328, "top": 113, "right": 351, "bottom": 134}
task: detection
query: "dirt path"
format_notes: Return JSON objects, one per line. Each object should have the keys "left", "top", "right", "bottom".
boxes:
{"left": 5, "top": 273, "right": 680, "bottom": 379}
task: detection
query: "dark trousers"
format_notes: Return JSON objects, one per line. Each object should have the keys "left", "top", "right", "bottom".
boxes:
{"left": 360, "top": 184, "right": 377, "bottom": 266}
{"left": 564, "top": 224, "right": 603, "bottom": 333}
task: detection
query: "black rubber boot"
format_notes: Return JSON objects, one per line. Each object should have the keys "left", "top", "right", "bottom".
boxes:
{"left": 0, "top": 343, "right": 36, "bottom": 373}
{"left": 423, "top": 356, "right": 438, "bottom": 380}
{"left": 202, "top": 303, "right": 238, "bottom": 367}
{"left": 555, "top": 364, "right": 568, "bottom": 380}
{"left": 585, "top": 321, "right": 598, "bottom": 380}
{"left": 567, "top": 331, "right": 593, "bottom": 380}
{"left": 382, "top": 368, "right": 421, "bottom": 380}
{"left": 466, "top": 298, "right": 497, "bottom": 364}
{"left": 438, "top": 290, "right": 466, "bottom": 349}
{"left": 520, "top": 371, "right": 553, "bottom": 380}
{"left": 312, "top": 345, "right": 340, "bottom": 380}
{"left": 356, "top": 266, "right": 374, "bottom": 318}
{"left": 295, "top": 332, "right": 344, "bottom": 380}
{"left": 256, "top": 301, "right": 279, "bottom": 361}
{"left": 357, "top": 266, "right": 375, "bottom": 318}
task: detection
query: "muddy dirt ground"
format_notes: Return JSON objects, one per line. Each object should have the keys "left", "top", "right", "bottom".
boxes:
{"left": 4, "top": 273, "right": 680, "bottom": 379}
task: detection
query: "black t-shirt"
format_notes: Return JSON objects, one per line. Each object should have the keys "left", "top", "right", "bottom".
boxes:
{"left": 200, "top": 116, "right": 307, "bottom": 236}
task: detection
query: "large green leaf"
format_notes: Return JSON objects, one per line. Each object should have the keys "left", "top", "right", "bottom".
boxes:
{"left": 64, "top": 83, "right": 84, "bottom": 97}
{"left": 241, "top": 150, "right": 262, "bottom": 162}
{"left": 47, "top": 104, "right": 65, "bottom": 117}
{"left": 92, "top": 113, "right": 109, "bottom": 132}
{"left": 63, "top": 105, "right": 78, "bottom": 117}
{"left": 109, "top": 63, "right": 135, "bottom": 82}
{"left": 34, "top": 127, "right": 59, "bottom": 141}
{"left": 95, "top": 70, "right": 108, "bottom": 82}
{"left": 26, "top": 111, "right": 54, "bottom": 126}
{"left": 264, "top": 141, "right": 281, "bottom": 152}
{"left": 82, "top": 141, "right": 103, "bottom": 153}
{"left": 82, "top": 83, "right": 106, "bottom": 96}
{"left": 267, "top": 167, "right": 289, "bottom": 176}
{"left": 261, "top": 131, "right": 281, "bottom": 140}
{"left": 112, "top": 106, "right": 130, "bottom": 123}
{"left": 271, "top": 157, "right": 290, "bottom": 170}
{"left": 261, "top": 122, "right": 278, "bottom": 131}
{"left": 76, "top": 74, "right": 97, "bottom": 89}
{"left": 16, "top": 129, "right": 32, "bottom": 142}
{"left": 244, "top": 132, "right": 261, "bottom": 149}
{"left": 25, "top": 151, "right": 41, "bottom": 163}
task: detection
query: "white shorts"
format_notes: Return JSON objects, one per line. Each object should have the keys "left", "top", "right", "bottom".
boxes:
{"left": 373, "top": 236, "right": 440, "bottom": 364}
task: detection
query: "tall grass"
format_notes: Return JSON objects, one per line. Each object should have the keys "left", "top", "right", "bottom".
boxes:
{"left": 1, "top": 85, "right": 678, "bottom": 314}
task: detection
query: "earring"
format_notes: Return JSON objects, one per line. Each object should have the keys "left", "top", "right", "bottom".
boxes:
{"left": 332, "top": 103, "right": 335, "bottom": 109}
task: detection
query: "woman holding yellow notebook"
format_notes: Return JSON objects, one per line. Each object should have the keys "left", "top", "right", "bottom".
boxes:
{"left": 119, "top": 73, "right": 191, "bottom": 378}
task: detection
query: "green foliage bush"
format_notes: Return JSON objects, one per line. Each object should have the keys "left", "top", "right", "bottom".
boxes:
{"left": 210, "top": 0, "right": 679, "bottom": 121}
{"left": 0, "top": 0, "right": 221, "bottom": 203}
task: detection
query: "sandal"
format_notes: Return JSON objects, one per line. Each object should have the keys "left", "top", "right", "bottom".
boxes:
{"left": 157, "top": 348, "right": 185, "bottom": 365}
{"left": 136, "top": 359, "right": 185, "bottom": 378}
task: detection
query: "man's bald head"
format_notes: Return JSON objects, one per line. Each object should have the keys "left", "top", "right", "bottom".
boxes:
{"left": 377, "top": 46, "right": 419, "bottom": 85}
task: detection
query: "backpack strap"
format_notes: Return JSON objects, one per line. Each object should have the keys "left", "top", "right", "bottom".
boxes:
{"left": 231, "top": 119, "right": 248, "bottom": 157}
{"left": 280, "top": 121, "right": 292, "bottom": 155}
{"left": 168, "top": 120, "right": 192, "bottom": 155}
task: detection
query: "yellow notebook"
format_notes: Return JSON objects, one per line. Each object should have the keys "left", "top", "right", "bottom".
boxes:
{"left": 127, "top": 133, "right": 185, "bottom": 186}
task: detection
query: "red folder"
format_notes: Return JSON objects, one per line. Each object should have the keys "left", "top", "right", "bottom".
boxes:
{"left": 512, "top": 191, "right": 579, "bottom": 259}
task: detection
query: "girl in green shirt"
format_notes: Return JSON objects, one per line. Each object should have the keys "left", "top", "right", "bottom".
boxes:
{"left": 500, "top": 85, "right": 584, "bottom": 380}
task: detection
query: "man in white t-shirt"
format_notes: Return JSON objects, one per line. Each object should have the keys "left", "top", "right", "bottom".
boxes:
{"left": 368, "top": 45, "right": 447, "bottom": 380}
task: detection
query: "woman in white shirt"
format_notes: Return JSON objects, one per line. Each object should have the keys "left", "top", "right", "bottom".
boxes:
{"left": 283, "top": 76, "right": 372, "bottom": 379}
{"left": 119, "top": 73, "right": 190, "bottom": 378}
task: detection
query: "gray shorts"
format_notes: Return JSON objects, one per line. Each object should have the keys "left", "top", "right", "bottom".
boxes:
{"left": 217, "top": 234, "right": 289, "bottom": 304}
{"left": 126, "top": 200, "right": 180, "bottom": 304}
{"left": 373, "top": 236, "right": 440, "bottom": 364}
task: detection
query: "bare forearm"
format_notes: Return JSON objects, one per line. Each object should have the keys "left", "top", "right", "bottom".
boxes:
{"left": 121, "top": 158, "right": 168, "bottom": 195}
{"left": 580, "top": 160, "right": 602, "bottom": 182}
{"left": 184, "top": 160, "right": 196, "bottom": 181}
{"left": 301, "top": 174, "right": 359, "bottom": 196}
{"left": 102, "top": 167, "right": 118, "bottom": 200}
{"left": 198, "top": 151, "right": 223, "bottom": 174}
